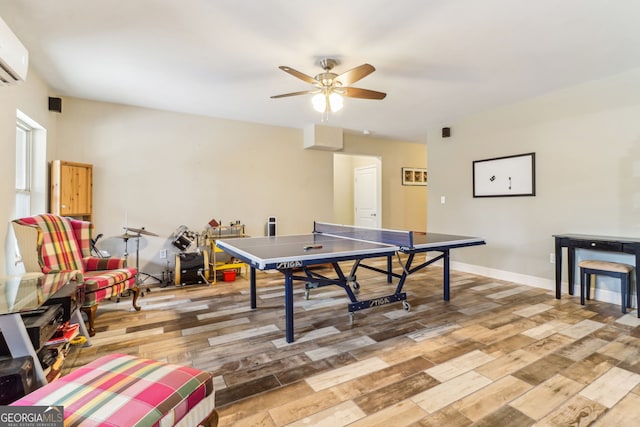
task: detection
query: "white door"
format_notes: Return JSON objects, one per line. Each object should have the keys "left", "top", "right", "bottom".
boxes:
{"left": 354, "top": 164, "right": 381, "bottom": 228}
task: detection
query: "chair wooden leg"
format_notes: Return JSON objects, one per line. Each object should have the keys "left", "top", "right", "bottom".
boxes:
{"left": 80, "top": 305, "right": 98, "bottom": 337}
{"left": 131, "top": 286, "right": 141, "bottom": 311}
{"left": 580, "top": 269, "right": 586, "bottom": 305}
{"left": 621, "top": 273, "right": 628, "bottom": 314}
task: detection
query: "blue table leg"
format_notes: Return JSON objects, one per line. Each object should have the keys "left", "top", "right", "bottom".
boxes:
{"left": 443, "top": 249, "right": 450, "bottom": 301}
{"left": 284, "top": 269, "right": 294, "bottom": 343}
{"left": 250, "top": 267, "right": 257, "bottom": 309}
{"left": 387, "top": 255, "right": 392, "bottom": 283}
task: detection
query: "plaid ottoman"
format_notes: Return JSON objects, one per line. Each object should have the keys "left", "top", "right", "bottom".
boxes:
{"left": 11, "top": 354, "right": 217, "bottom": 427}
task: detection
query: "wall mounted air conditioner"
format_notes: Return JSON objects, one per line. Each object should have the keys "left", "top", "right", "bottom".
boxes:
{"left": 0, "top": 15, "right": 29, "bottom": 86}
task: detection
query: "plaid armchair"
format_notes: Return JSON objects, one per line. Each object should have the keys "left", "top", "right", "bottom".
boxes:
{"left": 12, "top": 214, "right": 140, "bottom": 336}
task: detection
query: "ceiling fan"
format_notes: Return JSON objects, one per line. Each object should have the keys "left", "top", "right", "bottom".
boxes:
{"left": 271, "top": 58, "right": 386, "bottom": 113}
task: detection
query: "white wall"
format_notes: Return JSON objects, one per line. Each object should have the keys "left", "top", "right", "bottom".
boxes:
{"left": 333, "top": 153, "right": 356, "bottom": 224}
{"left": 51, "top": 98, "right": 427, "bottom": 276}
{"left": 427, "top": 67, "right": 640, "bottom": 303}
{"left": 1, "top": 68, "right": 428, "bottom": 279}
{"left": 6, "top": 61, "right": 639, "bottom": 308}
{"left": 53, "top": 98, "right": 334, "bottom": 274}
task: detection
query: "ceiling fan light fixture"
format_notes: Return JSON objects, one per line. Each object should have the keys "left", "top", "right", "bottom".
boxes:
{"left": 275, "top": 58, "right": 384, "bottom": 116}
{"left": 312, "top": 93, "right": 327, "bottom": 112}
{"left": 329, "top": 92, "right": 343, "bottom": 112}
{"left": 312, "top": 92, "right": 343, "bottom": 113}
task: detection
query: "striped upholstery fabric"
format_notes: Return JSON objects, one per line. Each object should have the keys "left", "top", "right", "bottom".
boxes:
{"left": 14, "top": 214, "right": 85, "bottom": 273}
{"left": 69, "top": 217, "right": 93, "bottom": 258}
{"left": 82, "top": 272, "right": 134, "bottom": 305}
{"left": 13, "top": 214, "right": 136, "bottom": 296}
{"left": 12, "top": 214, "right": 139, "bottom": 335}
{"left": 11, "top": 354, "right": 215, "bottom": 427}
{"left": 40, "top": 271, "right": 75, "bottom": 301}
{"left": 84, "top": 257, "right": 127, "bottom": 271}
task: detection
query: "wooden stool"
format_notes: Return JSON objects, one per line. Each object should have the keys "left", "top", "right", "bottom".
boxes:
{"left": 579, "top": 260, "right": 637, "bottom": 316}
{"left": 11, "top": 354, "right": 218, "bottom": 426}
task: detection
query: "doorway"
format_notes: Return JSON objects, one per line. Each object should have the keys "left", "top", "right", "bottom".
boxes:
{"left": 354, "top": 164, "right": 381, "bottom": 228}
{"left": 333, "top": 154, "right": 381, "bottom": 227}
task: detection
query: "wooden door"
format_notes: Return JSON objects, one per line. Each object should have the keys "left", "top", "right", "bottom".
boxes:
{"left": 354, "top": 165, "right": 381, "bottom": 228}
{"left": 50, "top": 161, "right": 93, "bottom": 221}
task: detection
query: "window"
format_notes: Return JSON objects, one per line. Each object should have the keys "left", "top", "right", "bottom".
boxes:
{"left": 10, "top": 112, "right": 46, "bottom": 274}
{"left": 14, "top": 110, "right": 47, "bottom": 219}
{"left": 15, "top": 119, "right": 32, "bottom": 218}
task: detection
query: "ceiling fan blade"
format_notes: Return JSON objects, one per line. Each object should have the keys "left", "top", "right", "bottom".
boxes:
{"left": 336, "top": 64, "right": 375, "bottom": 86}
{"left": 270, "top": 89, "right": 319, "bottom": 99}
{"left": 342, "top": 87, "right": 387, "bottom": 100}
{"left": 278, "top": 66, "right": 319, "bottom": 85}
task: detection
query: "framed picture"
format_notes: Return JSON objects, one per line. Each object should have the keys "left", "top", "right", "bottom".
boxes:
{"left": 473, "top": 152, "right": 535, "bottom": 197}
{"left": 402, "top": 167, "right": 427, "bottom": 186}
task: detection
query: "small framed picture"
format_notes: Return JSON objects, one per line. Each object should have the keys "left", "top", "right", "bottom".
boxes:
{"left": 402, "top": 167, "right": 427, "bottom": 186}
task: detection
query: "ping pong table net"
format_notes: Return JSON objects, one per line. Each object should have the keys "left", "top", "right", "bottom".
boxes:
{"left": 313, "top": 222, "right": 414, "bottom": 249}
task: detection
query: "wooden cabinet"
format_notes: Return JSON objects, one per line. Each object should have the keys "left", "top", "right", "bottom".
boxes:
{"left": 50, "top": 161, "right": 93, "bottom": 222}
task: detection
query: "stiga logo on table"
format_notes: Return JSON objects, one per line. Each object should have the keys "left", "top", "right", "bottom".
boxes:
{"left": 0, "top": 406, "right": 63, "bottom": 427}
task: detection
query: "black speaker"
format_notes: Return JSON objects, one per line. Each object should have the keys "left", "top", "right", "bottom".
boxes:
{"left": 267, "top": 217, "right": 277, "bottom": 237}
{"left": 442, "top": 127, "right": 451, "bottom": 138}
{"left": 0, "top": 356, "right": 37, "bottom": 404}
{"left": 48, "top": 97, "right": 62, "bottom": 113}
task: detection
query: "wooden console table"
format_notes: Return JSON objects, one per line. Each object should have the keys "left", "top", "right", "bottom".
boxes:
{"left": 553, "top": 233, "right": 640, "bottom": 299}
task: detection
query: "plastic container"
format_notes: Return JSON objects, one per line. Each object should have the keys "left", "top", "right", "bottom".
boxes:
{"left": 223, "top": 270, "right": 236, "bottom": 282}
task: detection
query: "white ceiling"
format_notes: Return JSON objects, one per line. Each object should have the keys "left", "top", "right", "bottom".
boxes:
{"left": 2, "top": 0, "right": 640, "bottom": 142}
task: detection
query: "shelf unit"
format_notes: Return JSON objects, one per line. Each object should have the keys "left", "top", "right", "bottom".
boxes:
{"left": 50, "top": 160, "right": 93, "bottom": 222}
{"left": 206, "top": 225, "right": 248, "bottom": 283}
{"left": 40, "top": 281, "right": 84, "bottom": 382}
{"left": 0, "top": 277, "right": 88, "bottom": 391}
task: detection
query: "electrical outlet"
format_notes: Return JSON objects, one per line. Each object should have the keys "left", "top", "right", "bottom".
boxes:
{"left": 549, "top": 253, "right": 555, "bottom": 264}
{"left": 160, "top": 249, "right": 167, "bottom": 259}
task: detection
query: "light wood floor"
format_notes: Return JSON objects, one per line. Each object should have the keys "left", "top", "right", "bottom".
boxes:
{"left": 64, "top": 259, "right": 640, "bottom": 426}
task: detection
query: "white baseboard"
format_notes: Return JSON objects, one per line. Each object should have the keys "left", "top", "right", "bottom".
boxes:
{"left": 451, "top": 261, "right": 636, "bottom": 309}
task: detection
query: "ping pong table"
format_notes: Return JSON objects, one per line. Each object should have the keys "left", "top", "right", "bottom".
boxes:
{"left": 216, "top": 222, "right": 485, "bottom": 343}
